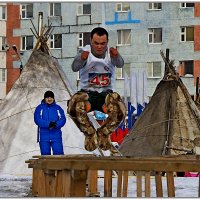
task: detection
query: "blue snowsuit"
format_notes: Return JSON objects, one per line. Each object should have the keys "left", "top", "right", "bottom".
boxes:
{"left": 34, "top": 100, "right": 66, "bottom": 155}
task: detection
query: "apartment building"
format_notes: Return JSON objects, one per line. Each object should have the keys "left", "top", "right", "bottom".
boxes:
{"left": 0, "top": 3, "right": 7, "bottom": 100}
{"left": 0, "top": 2, "right": 200, "bottom": 100}
{"left": 0, "top": 3, "right": 21, "bottom": 101}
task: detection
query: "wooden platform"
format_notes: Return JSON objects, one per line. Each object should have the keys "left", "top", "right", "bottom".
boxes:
{"left": 26, "top": 154, "right": 200, "bottom": 197}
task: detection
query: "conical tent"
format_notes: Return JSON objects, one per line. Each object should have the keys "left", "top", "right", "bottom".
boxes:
{"left": 0, "top": 49, "right": 97, "bottom": 175}
{"left": 119, "top": 51, "right": 200, "bottom": 157}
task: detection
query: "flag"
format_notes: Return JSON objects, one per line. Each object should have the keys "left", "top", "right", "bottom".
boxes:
{"left": 130, "top": 69, "right": 137, "bottom": 113}
{"left": 137, "top": 69, "right": 144, "bottom": 116}
{"left": 143, "top": 70, "right": 148, "bottom": 107}
{"left": 123, "top": 72, "right": 129, "bottom": 109}
{"left": 128, "top": 69, "right": 137, "bottom": 129}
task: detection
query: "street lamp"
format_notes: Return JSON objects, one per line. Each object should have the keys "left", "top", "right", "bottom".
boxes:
{"left": 12, "top": 45, "right": 23, "bottom": 73}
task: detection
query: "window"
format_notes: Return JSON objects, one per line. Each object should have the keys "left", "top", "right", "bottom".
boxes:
{"left": 21, "top": 4, "right": 33, "bottom": 19}
{"left": 180, "top": 26, "right": 194, "bottom": 42}
{"left": 116, "top": 63, "right": 130, "bottom": 79}
{"left": 0, "top": 5, "right": 6, "bottom": 20}
{"left": 49, "top": 34, "right": 62, "bottom": 49}
{"left": 77, "top": 3, "right": 91, "bottom": 15}
{"left": 148, "top": 28, "right": 162, "bottom": 43}
{"left": 148, "top": 3, "right": 162, "bottom": 10}
{"left": 117, "top": 29, "right": 131, "bottom": 46}
{"left": 21, "top": 36, "right": 33, "bottom": 50}
{"left": 180, "top": 60, "right": 193, "bottom": 76}
{"left": 0, "top": 68, "right": 6, "bottom": 82}
{"left": 147, "top": 62, "right": 161, "bottom": 78}
{"left": 0, "top": 36, "right": 7, "bottom": 51}
{"left": 116, "top": 3, "right": 130, "bottom": 12}
{"left": 50, "top": 3, "right": 61, "bottom": 16}
{"left": 78, "top": 32, "right": 90, "bottom": 48}
{"left": 180, "top": 3, "right": 194, "bottom": 8}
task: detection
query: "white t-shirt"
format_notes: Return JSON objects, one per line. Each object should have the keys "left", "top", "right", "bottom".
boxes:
{"left": 80, "top": 45, "right": 115, "bottom": 93}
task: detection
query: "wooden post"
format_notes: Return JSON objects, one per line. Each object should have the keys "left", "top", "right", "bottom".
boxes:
{"left": 155, "top": 172, "right": 163, "bottom": 197}
{"left": 55, "top": 170, "right": 72, "bottom": 197}
{"left": 44, "top": 169, "right": 56, "bottom": 197}
{"left": 136, "top": 172, "right": 142, "bottom": 197}
{"left": 31, "top": 168, "right": 39, "bottom": 196}
{"left": 122, "top": 170, "right": 128, "bottom": 197}
{"left": 32, "top": 168, "right": 46, "bottom": 197}
{"left": 88, "top": 170, "right": 98, "bottom": 194}
{"left": 104, "top": 170, "right": 112, "bottom": 197}
{"left": 71, "top": 170, "right": 88, "bottom": 197}
{"left": 166, "top": 172, "right": 175, "bottom": 197}
{"left": 145, "top": 172, "right": 151, "bottom": 197}
{"left": 117, "top": 171, "right": 123, "bottom": 197}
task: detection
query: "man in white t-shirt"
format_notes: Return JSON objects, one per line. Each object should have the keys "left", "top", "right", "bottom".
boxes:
{"left": 72, "top": 27, "right": 124, "bottom": 112}
{"left": 68, "top": 27, "right": 126, "bottom": 152}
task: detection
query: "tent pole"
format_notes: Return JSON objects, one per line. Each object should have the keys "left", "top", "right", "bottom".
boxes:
{"left": 196, "top": 77, "right": 199, "bottom": 101}
{"left": 164, "top": 48, "right": 169, "bottom": 73}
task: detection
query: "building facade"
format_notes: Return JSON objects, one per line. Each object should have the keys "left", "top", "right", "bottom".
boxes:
{"left": 0, "top": 2, "right": 200, "bottom": 101}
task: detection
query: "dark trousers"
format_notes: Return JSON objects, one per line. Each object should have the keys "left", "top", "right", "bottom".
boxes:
{"left": 80, "top": 89, "right": 113, "bottom": 113}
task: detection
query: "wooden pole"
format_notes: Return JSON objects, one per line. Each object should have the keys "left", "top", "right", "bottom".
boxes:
{"left": 166, "top": 172, "right": 175, "bottom": 197}
{"left": 55, "top": 170, "right": 72, "bottom": 197}
{"left": 32, "top": 168, "right": 46, "bottom": 197}
{"left": 155, "top": 172, "right": 163, "bottom": 197}
{"left": 88, "top": 170, "right": 98, "bottom": 194}
{"left": 196, "top": 77, "right": 199, "bottom": 100}
{"left": 104, "top": 170, "right": 112, "bottom": 197}
{"left": 165, "top": 48, "right": 170, "bottom": 72}
{"left": 136, "top": 172, "right": 142, "bottom": 197}
{"left": 145, "top": 172, "right": 151, "bottom": 197}
{"left": 71, "top": 170, "right": 88, "bottom": 197}
{"left": 44, "top": 169, "right": 56, "bottom": 197}
{"left": 117, "top": 171, "right": 123, "bottom": 197}
{"left": 122, "top": 170, "right": 128, "bottom": 197}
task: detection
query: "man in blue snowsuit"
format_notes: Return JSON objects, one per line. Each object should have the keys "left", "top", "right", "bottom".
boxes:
{"left": 34, "top": 91, "right": 66, "bottom": 155}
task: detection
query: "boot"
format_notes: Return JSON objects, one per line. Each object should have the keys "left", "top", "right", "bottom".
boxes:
{"left": 97, "top": 92, "right": 126, "bottom": 151}
{"left": 67, "top": 92, "right": 97, "bottom": 151}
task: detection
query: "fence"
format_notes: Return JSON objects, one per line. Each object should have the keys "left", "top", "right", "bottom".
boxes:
{"left": 26, "top": 154, "right": 200, "bottom": 197}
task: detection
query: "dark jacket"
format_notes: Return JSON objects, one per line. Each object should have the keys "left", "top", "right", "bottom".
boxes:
{"left": 34, "top": 100, "right": 66, "bottom": 142}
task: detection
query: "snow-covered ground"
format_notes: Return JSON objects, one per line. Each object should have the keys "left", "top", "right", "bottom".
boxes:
{"left": 0, "top": 174, "right": 32, "bottom": 197}
{"left": 0, "top": 174, "right": 199, "bottom": 197}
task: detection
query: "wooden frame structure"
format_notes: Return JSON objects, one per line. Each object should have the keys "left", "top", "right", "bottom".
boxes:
{"left": 26, "top": 154, "right": 200, "bottom": 197}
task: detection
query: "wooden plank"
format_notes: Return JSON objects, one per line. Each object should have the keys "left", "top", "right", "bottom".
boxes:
{"left": 122, "top": 170, "right": 128, "bottom": 197}
{"left": 32, "top": 168, "right": 38, "bottom": 196}
{"left": 71, "top": 170, "right": 87, "bottom": 197}
{"left": 166, "top": 172, "right": 175, "bottom": 197}
{"left": 104, "top": 170, "right": 108, "bottom": 197}
{"left": 108, "top": 170, "right": 112, "bottom": 197}
{"left": 32, "top": 168, "right": 45, "bottom": 197}
{"left": 44, "top": 169, "right": 56, "bottom": 197}
{"left": 155, "top": 172, "right": 163, "bottom": 197}
{"left": 88, "top": 170, "right": 98, "bottom": 194}
{"left": 32, "top": 154, "right": 199, "bottom": 160}
{"left": 104, "top": 170, "right": 112, "bottom": 197}
{"left": 31, "top": 157, "right": 200, "bottom": 172}
{"left": 117, "top": 171, "right": 122, "bottom": 197}
{"left": 136, "top": 172, "right": 142, "bottom": 197}
{"left": 55, "top": 170, "right": 71, "bottom": 197}
{"left": 145, "top": 172, "right": 151, "bottom": 197}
